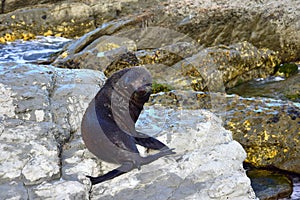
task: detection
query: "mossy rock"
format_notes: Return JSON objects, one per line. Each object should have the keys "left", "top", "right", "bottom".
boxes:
{"left": 275, "top": 63, "right": 298, "bottom": 77}
{"left": 285, "top": 93, "right": 300, "bottom": 101}
{"left": 152, "top": 82, "right": 173, "bottom": 94}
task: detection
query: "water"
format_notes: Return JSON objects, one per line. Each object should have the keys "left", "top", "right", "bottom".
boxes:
{"left": 0, "top": 36, "right": 71, "bottom": 64}
{"left": 281, "top": 176, "right": 300, "bottom": 200}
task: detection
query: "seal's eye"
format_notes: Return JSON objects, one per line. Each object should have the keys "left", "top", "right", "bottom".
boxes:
{"left": 138, "top": 90, "right": 147, "bottom": 96}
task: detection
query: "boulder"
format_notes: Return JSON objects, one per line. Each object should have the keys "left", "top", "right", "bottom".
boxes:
{"left": 227, "top": 73, "right": 300, "bottom": 102}
{"left": 168, "top": 41, "right": 280, "bottom": 90}
{"left": 1, "top": 0, "right": 299, "bottom": 62}
{"left": 0, "top": 2, "right": 95, "bottom": 41}
{"left": 161, "top": 0, "right": 300, "bottom": 62}
{"left": 246, "top": 169, "right": 293, "bottom": 200}
{"left": 0, "top": 64, "right": 256, "bottom": 199}
{"left": 1, "top": 0, "right": 64, "bottom": 14}
{"left": 54, "top": 23, "right": 280, "bottom": 90}
{"left": 149, "top": 91, "right": 300, "bottom": 174}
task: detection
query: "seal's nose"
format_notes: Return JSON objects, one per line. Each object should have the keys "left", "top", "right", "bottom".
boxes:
{"left": 137, "top": 83, "right": 152, "bottom": 95}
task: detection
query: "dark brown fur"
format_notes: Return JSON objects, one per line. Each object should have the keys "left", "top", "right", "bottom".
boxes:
{"left": 81, "top": 67, "right": 175, "bottom": 185}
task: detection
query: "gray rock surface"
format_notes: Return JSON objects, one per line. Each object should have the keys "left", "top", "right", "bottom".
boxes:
{"left": 149, "top": 90, "right": 300, "bottom": 174}
{"left": 0, "top": 64, "right": 256, "bottom": 199}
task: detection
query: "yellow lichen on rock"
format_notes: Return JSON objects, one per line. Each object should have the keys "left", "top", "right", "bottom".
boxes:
{"left": 4, "top": 33, "right": 16, "bottom": 42}
{"left": 21, "top": 33, "right": 35, "bottom": 41}
{"left": 263, "top": 130, "right": 270, "bottom": 141}
{"left": 44, "top": 30, "right": 54, "bottom": 37}
{"left": 57, "top": 26, "right": 65, "bottom": 32}
{"left": 243, "top": 120, "right": 251, "bottom": 131}
{"left": 0, "top": 37, "right": 5, "bottom": 43}
{"left": 227, "top": 121, "right": 236, "bottom": 129}
{"left": 60, "top": 52, "right": 68, "bottom": 59}
{"left": 245, "top": 146, "right": 279, "bottom": 166}
{"left": 106, "top": 43, "right": 120, "bottom": 49}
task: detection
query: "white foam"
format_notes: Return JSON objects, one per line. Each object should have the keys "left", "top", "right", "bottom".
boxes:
{"left": 0, "top": 36, "right": 72, "bottom": 64}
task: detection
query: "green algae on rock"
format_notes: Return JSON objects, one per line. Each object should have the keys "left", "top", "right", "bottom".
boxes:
{"left": 275, "top": 63, "right": 298, "bottom": 78}
{"left": 151, "top": 82, "right": 173, "bottom": 94}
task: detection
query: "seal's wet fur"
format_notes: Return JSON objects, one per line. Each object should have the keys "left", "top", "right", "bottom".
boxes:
{"left": 81, "top": 67, "right": 175, "bottom": 185}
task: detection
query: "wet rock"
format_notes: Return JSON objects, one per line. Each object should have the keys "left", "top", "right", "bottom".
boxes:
{"left": 224, "top": 94, "right": 300, "bottom": 177}
{"left": 52, "top": 15, "right": 151, "bottom": 70}
{"left": 170, "top": 41, "right": 280, "bottom": 91}
{"left": 55, "top": 27, "right": 280, "bottom": 90}
{"left": 227, "top": 73, "right": 300, "bottom": 102}
{"left": 275, "top": 63, "right": 299, "bottom": 78}
{"left": 0, "top": 63, "right": 256, "bottom": 199}
{"left": 149, "top": 91, "right": 300, "bottom": 174}
{"left": 1, "top": 0, "right": 299, "bottom": 61}
{"left": 247, "top": 169, "right": 293, "bottom": 200}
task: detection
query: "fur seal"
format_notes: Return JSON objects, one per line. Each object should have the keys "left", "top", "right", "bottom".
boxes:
{"left": 81, "top": 67, "right": 175, "bottom": 185}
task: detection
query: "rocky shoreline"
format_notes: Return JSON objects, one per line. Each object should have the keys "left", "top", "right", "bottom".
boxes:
{"left": 0, "top": 64, "right": 256, "bottom": 199}
{"left": 1, "top": 0, "right": 300, "bottom": 62}
{"left": 1, "top": 0, "right": 300, "bottom": 199}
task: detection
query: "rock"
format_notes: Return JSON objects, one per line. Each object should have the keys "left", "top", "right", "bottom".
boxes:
{"left": 2, "top": 0, "right": 299, "bottom": 61}
{"left": 0, "top": 0, "right": 299, "bottom": 62}
{"left": 227, "top": 73, "right": 300, "bottom": 102}
{"left": 54, "top": 23, "right": 280, "bottom": 89}
{"left": 225, "top": 97, "right": 300, "bottom": 174}
{"left": 283, "top": 73, "right": 300, "bottom": 102}
{"left": 87, "top": 107, "right": 256, "bottom": 199}
{"left": 29, "top": 180, "right": 89, "bottom": 200}
{"left": 52, "top": 16, "right": 152, "bottom": 70}
{"left": 1, "top": 0, "right": 63, "bottom": 14}
{"left": 161, "top": 0, "right": 300, "bottom": 62}
{"left": 0, "top": 63, "right": 105, "bottom": 198}
{"left": 0, "top": 182, "right": 28, "bottom": 200}
{"left": 275, "top": 63, "right": 299, "bottom": 78}
{"left": 169, "top": 41, "right": 280, "bottom": 90}
{"left": 149, "top": 91, "right": 300, "bottom": 174}
{"left": 247, "top": 169, "right": 293, "bottom": 200}
{"left": 0, "top": 2, "right": 95, "bottom": 41}
{"left": 0, "top": 63, "right": 256, "bottom": 199}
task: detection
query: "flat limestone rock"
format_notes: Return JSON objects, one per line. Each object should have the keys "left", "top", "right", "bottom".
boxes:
{"left": 0, "top": 63, "right": 256, "bottom": 199}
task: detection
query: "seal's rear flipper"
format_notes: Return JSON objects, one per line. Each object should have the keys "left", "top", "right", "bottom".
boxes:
{"left": 134, "top": 135, "right": 167, "bottom": 150}
{"left": 87, "top": 162, "right": 135, "bottom": 185}
{"left": 87, "top": 169, "right": 126, "bottom": 185}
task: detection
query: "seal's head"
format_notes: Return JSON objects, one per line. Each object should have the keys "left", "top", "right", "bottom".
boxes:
{"left": 114, "top": 67, "right": 152, "bottom": 94}
{"left": 108, "top": 67, "right": 152, "bottom": 132}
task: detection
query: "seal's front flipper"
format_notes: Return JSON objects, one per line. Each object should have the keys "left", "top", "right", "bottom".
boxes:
{"left": 134, "top": 134, "right": 167, "bottom": 150}
{"left": 140, "top": 147, "right": 176, "bottom": 166}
